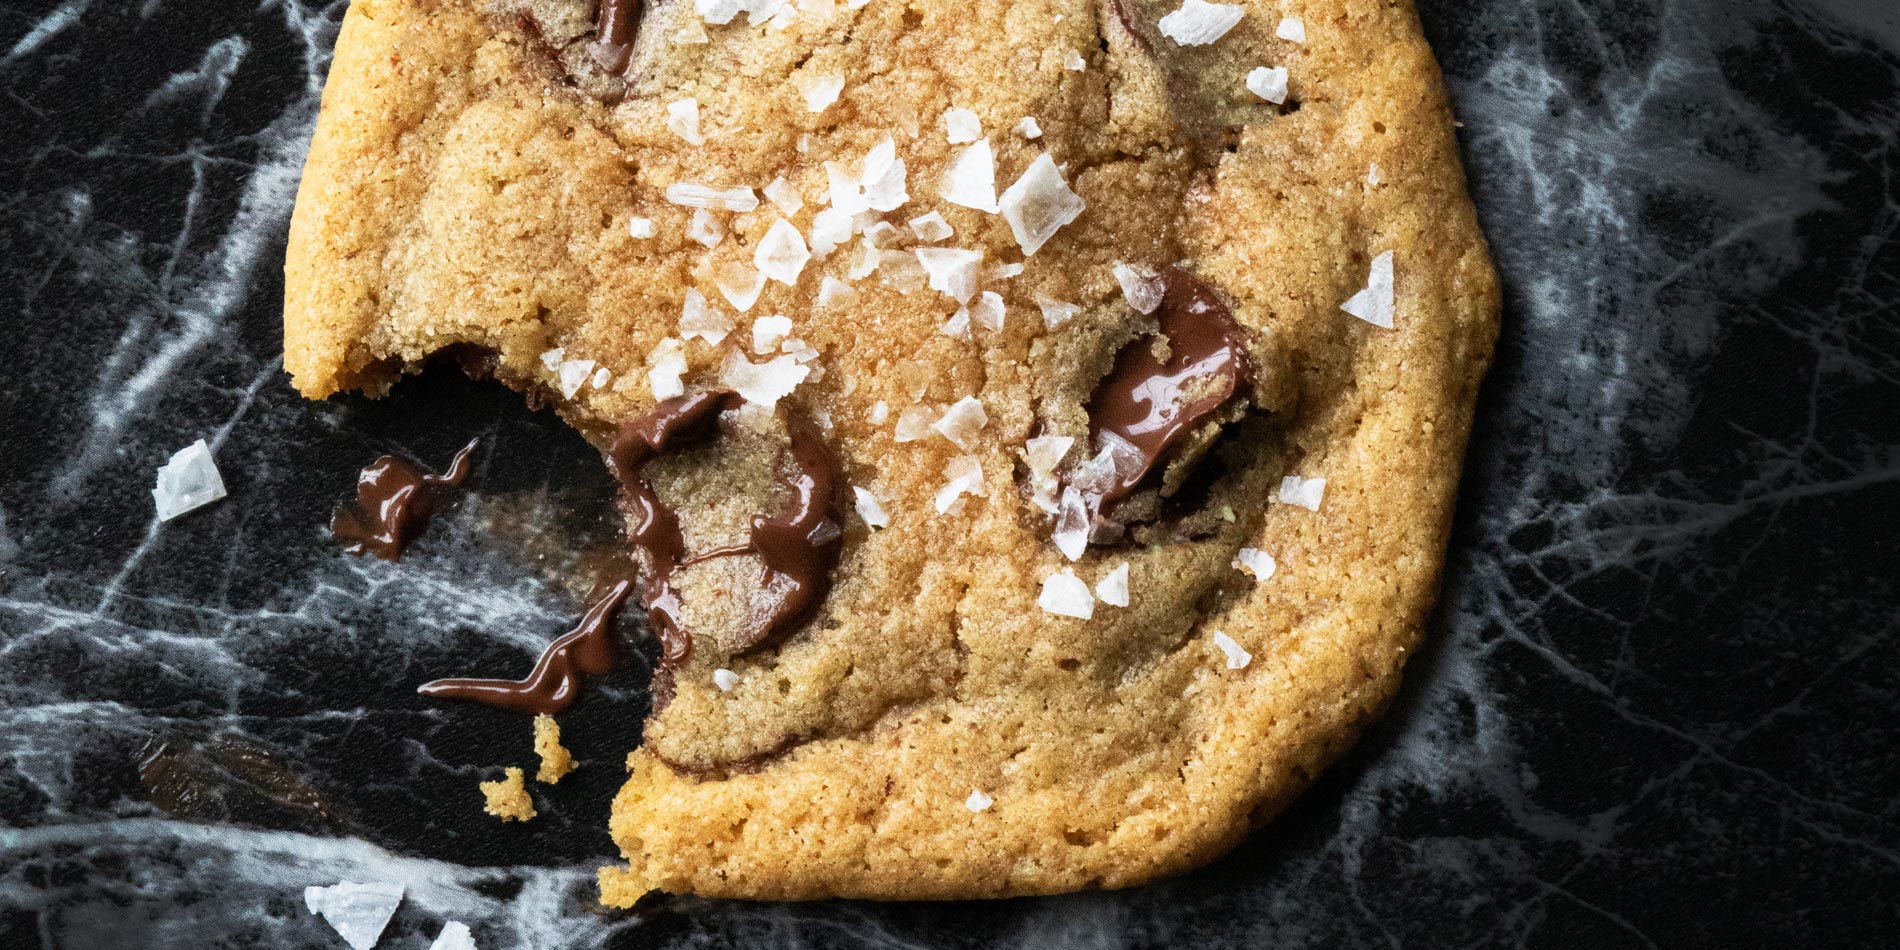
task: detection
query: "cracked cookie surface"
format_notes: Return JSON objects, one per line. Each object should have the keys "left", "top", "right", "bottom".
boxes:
{"left": 285, "top": 0, "right": 1498, "bottom": 901}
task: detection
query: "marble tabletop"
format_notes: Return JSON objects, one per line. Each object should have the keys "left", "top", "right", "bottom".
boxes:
{"left": 3, "top": 0, "right": 1897, "bottom": 946}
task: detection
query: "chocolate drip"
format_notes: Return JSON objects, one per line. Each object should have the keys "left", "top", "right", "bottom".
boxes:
{"left": 330, "top": 439, "right": 479, "bottom": 561}
{"left": 1084, "top": 267, "right": 1251, "bottom": 508}
{"left": 589, "top": 0, "right": 641, "bottom": 74}
{"left": 606, "top": 390, "right": 845, "bottom": 669}
{"left": 417, "top": 569, "right": 636, "bottom": 715}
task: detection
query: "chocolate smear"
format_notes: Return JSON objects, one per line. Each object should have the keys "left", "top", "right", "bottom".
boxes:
{"left": 589, "top": 0, "right": 640, "bottom": 74}
{"left": 418, "top": 567, "right": 636, "bottom": 715}
{"left": 330, "top": 439, "right": 479, "bottom": 561}
{"left": 1082, "top": 266, "right": 1251, "bottom": 510}
{"left": 606, "top": 390, "right": 845, "bottom": 669}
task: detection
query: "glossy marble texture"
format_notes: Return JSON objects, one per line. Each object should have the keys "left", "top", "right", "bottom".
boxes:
{"left": 2, "top": 0, "right": 1896, "bottom": 946}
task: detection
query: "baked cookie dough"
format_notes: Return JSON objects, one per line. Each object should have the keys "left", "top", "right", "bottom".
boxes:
{"left": 285, "top": 0, "right": 1498, "bottom": 902}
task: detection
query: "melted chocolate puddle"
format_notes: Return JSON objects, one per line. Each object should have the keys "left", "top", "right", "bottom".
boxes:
{"left": 419, "top": 391, "right": 843, "bottom": 717}
{"left": 606, "top": 390, "right": 845, "bottom": 667}
{"left": 418, "top": 568, "right": 636, "bottom": 715}
{"left": 1082, "top": 266, "right": 1252, "bottom": 509}
{"left": 330, "top": 439, "right": 479, "bottom": 560}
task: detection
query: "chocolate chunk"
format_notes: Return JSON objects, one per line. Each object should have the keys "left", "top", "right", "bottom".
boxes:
{"left": 589, "top": 0, "right": 640, "bottom": 74}
{"left": 329, "top": 438, "right": 479, "bottom": 561}
{"left": 1081, "top": 266, "right": 1251, "bottom": 510}
{"left": 607, "top": 390, "right": 845, "bottom": 666}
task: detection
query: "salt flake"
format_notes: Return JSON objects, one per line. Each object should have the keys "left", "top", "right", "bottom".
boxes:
{"left": 1235, "top": 547, "right": 1277, "bottom": 580}
{"left": 941, "top": 139, "right": 1000, "bottom": 213}
{"left": 932, "top": 395, "right": 988, "bottom": 450}
{"left": 680, "top": 289, "right": 734, "bottom": 344}
{"left": 944, "top": 107, "right": 982, "bottom": 144}
{"left": 1113, "top": 262, "right": 1163, "bottom": 314}
{"left": 935, "top": 455, "right": 987, "bottom": 514}
{"left": 713, "top": 668, "right": 739, "bottom": 691}
{"left": 153, "top": 439, "right": 227, "bottom": 521}
{"left": 1096, "top": 562, "right": 1130, "bottom": 607}
{"left": 965, "top": 789, "right": 993, "bottom": 812}
{"left": 999, "top": 155, "right": 1085, "bottom": 256}
{"left": 1212, "top": 631, "right": 1252, "bottom": 669}
{"left": 916, "top": 247, "right": 984, "bottom": 304}
{"left": 751, "top": 314, "right": 794, "bottom": 353}
{"left": 853, "top": 486, "right": 890, "bottom": 528}
{"left": 666, "top": 98, "right": 705, "bottom": 145}
{"left": 304, "top": 881, "right": 403, "bottom": 950}
{"left": 795, "top": 72, "right": 844, "bottom": 112}
{"left": 429, "top": 921, "right": 477, "bottom": 950}
{"left": 1246, "top": 66, "right": 1288, "bottom": 105}
{"left": 1341, "top": 250, "right": 1395, "bottom": 328}
{"left": 666, "top": 182, "right": 758, "bottom": 212}
{"left": 1158, "top": 0, "right": 1244, "bottom": 46}
{"left": 1275, "top": 16, "right": 1305, "bottom": 42}
{"left": 754, "top": 218, "right": 811, "bottom": 285}
{"left": 1277, "top": 474, "right": 1326, "bottom": 510}
{"left": 1037, "top": 569, "right": 1095, "bottom": 619}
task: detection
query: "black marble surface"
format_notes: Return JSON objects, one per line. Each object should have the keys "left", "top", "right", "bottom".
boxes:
{"left": 3, "top": 0, "right": 1898, "bottom": 946}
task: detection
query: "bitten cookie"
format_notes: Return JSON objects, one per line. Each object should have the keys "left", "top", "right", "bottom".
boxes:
{"left": 285, "top": 0, "right": 1499, "bottom": 902}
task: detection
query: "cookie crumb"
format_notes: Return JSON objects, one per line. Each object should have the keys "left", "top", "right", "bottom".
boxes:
{"left": 480, "top": 767, "right": 536, "bottom": 822}
{"left": 533, "top": 714, "right": 576, "bottom": 784}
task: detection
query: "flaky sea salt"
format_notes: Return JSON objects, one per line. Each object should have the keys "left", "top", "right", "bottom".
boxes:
{"left": 942, "top": 308, "right": 972, "bottom": 340}
{"left": 1275, "top": 15, "right": 1305, "bottom": 42}
{"left": 1247, "top": 66, "right": 1288, "bottom": 105}
{"left": 941, "top": 139, "right": 1000, "bottom": 213}
{"left": 1341, "top": 250, "right": 1395, "bottom": 328}
{"left": 935, "top": 455, "right": 986, "bottom": 514}
{"left": 965, "top": 789, "right": 993, "bottom": 812}
{"left": 1064, "top": 49, "right": 1087, "bottom": 71}
{"left": 539, "top": 347, "right": 565, "bottom": 372}
{"left": 558, "top": 359, "right": 597, "bottom": 398}
{"left": 592, "top": 366, "right": 612, "bottom": 389}
{"left": 714, "top": 261, "right": 767, "bottom": 311}
{"left": 859, "top": 136, "right": 910, "bottom": 211}
{"left": 853, "top": 486, "right": 890, "bottom": 528}
{"left": 1035, "top": 294, "right": 1080, "bottom": 328}
{"left": 969, "top": 291, "right": 1005, "bottom": 332}
{"left": 1368, "top": 162, "right": 1383, "bottom": 185}
{"left": 1037, "top": 569, "right": 1095, "bottom": 619}
{"left": 764, "top": 176, "right": 804, "bottom": 216}
{"left": 680, "top": 289, "right": 734, "bottom": 344}
{"left": 152, "top": 439, "right": 227, "bottom": 521}
{"left": 1016, "top": 116, "right": 1043, "bottom": 139}
{"left": 808, "top": 207, "right": 856, "bottom": 257}
{"left": 795, "top": 72, "right": 844, "bottom": 112}
{"left": 1277, "top": 474, "right": 1326, "bottom": 510}
{"left": 304, "top": 882, "right": 403, "bottom": 950}
{"left": 666, "top": 182, "right": 758, "bottom": 212}
{"left": 932, "top": 395, "right": 988, "bottom": 449}
{"left": 1235, "top": 547, "right": 1277, "bottom": 580}
{"left": 1113, "top": 262, "right": 1163, "bottom": 314}
{"left": 999, "top": 155, "right": 1085, "bottom": 256}
{"left": 627, "top": 216, "right": 655, "bottom": 238}
{"left": 666, "top": 98, "right": 704, "bottom": 145}
{"left": 1212, "top": 631, "right": 1252, "bottom": 669}
{"left": 429, "top": 921, "right": 477, "bottom": 950}
{"left": 916, "top": 247, "right": 984, "bottom": 304}
{"left": 909, "top": 211, "right": 954, "bottom": 242}
{"left": 751, "top": 314, "right": 794, "bottom": 353}
{"left": 688, "top": 208, "right": 725, "bottom": 248}
{"left": 719, "top": 350, "right": 810, "bottom": 407}
{"left": 944, "top": 107, "right": 982, "bottom": 144}
{"left": 713, "top": 668, "right": 739, "bottom": 691}
{"left": 817, "top": 275, "right": 855, "bottom": 307}
{"left": 647, "top": 338, "right": 688, "bottom": 399}
{"left": 895, "top": 405, "right": 936, "bottom": 442}
{"left": 1096, "top": 562, "right": 1130, "bottom": 607}
{"left": 754, "top": 218, "right": 811, "bottom": 285}
{"left": 989, "top": 262, "right": 1024, "bottom": 280}
{"left": 1053, "top": 486, "right": 1090, "bottom": 561}
{"left": 869, "top": 400, "right": 889, "bottom": 424}
{"left": 1158, "top": 0, "right": 1243, "bottom": 46}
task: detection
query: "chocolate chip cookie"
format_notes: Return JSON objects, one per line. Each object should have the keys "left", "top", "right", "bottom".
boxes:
{"left": 285, "top": 0, "right": 1499, "bottom": 902}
